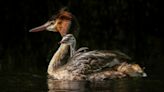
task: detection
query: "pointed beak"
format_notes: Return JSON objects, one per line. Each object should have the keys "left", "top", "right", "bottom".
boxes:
{"left": 29, "top": 21, "right": 51, "bottom": 32}
{"left": 58, "top": 41, "right": 62, "bottom": 44}
{"left": 58, "top": 40, "right": 65, "bottom": 44}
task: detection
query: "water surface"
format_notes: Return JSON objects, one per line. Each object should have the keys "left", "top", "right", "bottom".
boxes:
{"left": 0, "top": 72, "right": 163, "bottom": 92}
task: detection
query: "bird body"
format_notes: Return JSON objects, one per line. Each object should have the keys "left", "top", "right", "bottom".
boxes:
{"left": 47, "top": 34, "right": 146, "bottom": 80}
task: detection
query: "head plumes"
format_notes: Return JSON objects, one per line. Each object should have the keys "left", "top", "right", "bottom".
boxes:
{"left": 49, "top": 7, "right": 72, "bottom": 21}
{"left": 49, "top": 7, "right": 80, "bottom": 38}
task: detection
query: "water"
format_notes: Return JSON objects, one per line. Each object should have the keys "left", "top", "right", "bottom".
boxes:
{"left": 0, "top": 72, "right": 47, "bottom": 92}
{"left": 0, "top": 72, "right": 164, "bottom": 92}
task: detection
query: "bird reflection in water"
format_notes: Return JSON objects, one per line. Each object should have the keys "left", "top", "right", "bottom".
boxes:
{"left": 47, "top": 78, "right": 145, "bottom": 92}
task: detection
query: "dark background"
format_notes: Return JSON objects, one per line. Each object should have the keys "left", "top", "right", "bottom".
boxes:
{"left": 0, "top": 0, "right": 162, "bottom": 78}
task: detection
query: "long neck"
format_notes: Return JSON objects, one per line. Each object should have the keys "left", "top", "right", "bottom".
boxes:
{"left": 47, "top": 44, "right": 69, "bottom": 75}
{"left": 70, "top": 38, "right": 76, "bottom": 57}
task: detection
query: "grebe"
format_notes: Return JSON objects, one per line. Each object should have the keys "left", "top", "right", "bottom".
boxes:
{"left": 29, "top": 8, "right": 146, "bottom": 80}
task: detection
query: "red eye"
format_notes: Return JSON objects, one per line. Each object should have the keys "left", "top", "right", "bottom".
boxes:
{"left": 58, "top": 21, "right": 62, "bottom": 24}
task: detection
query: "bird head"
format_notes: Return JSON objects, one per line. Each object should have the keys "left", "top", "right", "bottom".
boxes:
{"left": 29, "top": 8, "right": 79, "bottom": 37}
{"left": 59, "top": 34, "right": 76, "bottom": 45}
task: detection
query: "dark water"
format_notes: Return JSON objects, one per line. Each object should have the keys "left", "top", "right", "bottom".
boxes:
{"left": 0, "top": 72, "right": 164, "bottom": 92}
